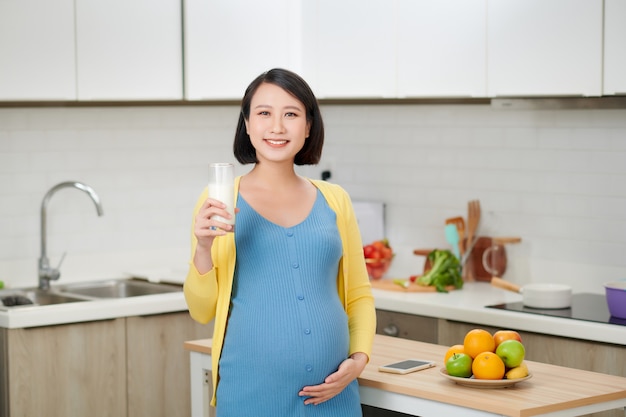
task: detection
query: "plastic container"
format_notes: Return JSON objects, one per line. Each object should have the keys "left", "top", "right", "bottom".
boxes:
{"left": 604, "top": 281, "right": 626, "bottom": 319}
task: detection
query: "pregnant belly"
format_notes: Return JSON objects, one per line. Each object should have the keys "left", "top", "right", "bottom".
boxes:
{"left": 220, "top": 298, "right": 349, "bottom": 386}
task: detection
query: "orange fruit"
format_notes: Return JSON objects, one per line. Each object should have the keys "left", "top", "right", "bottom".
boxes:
{"left": 472, "top": 351, "right": 505, "bottom": 380}
{"left": 463, "top": 328, "right": 496, "bottom": 359}
{"left": 444, "top": 344, "right": 465, "bottom": 364}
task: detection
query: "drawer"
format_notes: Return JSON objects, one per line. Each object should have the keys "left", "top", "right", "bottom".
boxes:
{"left": 375, "top": 310, "right": 438, "bottom": 344}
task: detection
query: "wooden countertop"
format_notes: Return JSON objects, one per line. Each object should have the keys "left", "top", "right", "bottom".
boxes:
{"left": 184, "top": 334, "right": 626, "bottom": 417}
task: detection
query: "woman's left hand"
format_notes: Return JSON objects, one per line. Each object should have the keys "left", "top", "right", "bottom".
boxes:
{"left": 298, "top": 352, "right": 368, "bottom": 406}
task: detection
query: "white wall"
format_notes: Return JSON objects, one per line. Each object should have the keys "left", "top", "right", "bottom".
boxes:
{"left": 1, "top": 104, "right": 625, "bottom": 293}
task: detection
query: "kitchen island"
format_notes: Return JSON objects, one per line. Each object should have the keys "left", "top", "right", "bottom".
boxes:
{"left": 184, "top": 334, "right": 626, "bottom": 417}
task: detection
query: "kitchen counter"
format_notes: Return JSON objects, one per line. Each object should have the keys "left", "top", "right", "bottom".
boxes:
{"left": 1, "top": 282, "right": 622, "bottom": 348}
{"left": 372, "top": 282, "right": 625, "bottom": 346}
{"left": 184, "top": 335, "right": 626, "bottom": 417}
{"left": 0, "top": 290, "right": 187, "bottom": 329}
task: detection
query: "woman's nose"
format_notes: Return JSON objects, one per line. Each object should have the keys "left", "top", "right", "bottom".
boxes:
{"left": 271, "top": 116, "right": 285, "bottom": 133}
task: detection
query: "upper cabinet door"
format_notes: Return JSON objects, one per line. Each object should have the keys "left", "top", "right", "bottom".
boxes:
{"left": 184, "top": 0, "right": 300, "bottom": 100}
{"left": 396, "top": 0, "right": 487, "bottom": 98}
{"left": 0, "top": 0, "right": 76, "bottom": 100}
{"left": 487, "top": 0, "right": 602, "bottom": 97}
{"left": 604, "top": 0, "right": 626, "bottom": 95}
{"left": 301, "top": 0, "right": 396, "bottom": 99}
{"left": 75, "top": 0, "right": 182, "bottom": 100}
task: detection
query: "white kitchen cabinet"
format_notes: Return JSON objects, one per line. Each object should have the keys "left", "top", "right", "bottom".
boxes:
{"left": 0, "top": 0, "right": 76, "bottom": 100}
{"left": 301, "top": 0, "right": 396, "bottom": 98}
{"left": 487, "top": 0, "right": 603, "bottom": 97}
{"left": 396, "top": 0, "right": 487, "bottom": 98}
{"left": 75, "top": 0, "right": 182, "bottom": 100}
{"left": 184, "top": 0, "right": 300, "bottom": 100}
{"left": 604, "top": 0, "right": 626, "bottom": 95}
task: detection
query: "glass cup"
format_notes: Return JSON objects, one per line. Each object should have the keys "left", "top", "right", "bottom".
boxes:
{"left": 208, "top": 162, "right": 235, "bottom": 225}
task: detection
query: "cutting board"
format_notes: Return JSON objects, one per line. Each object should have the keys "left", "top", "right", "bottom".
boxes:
{"left": 370, "top": 279, "right": 456, "bottom": 292}
{"left": 413, "top": 236, "right": 516, "bottom": 282}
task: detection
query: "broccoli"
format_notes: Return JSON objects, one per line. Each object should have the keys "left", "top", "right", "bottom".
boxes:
{"left": 417, "top": 249, "right": 463, "bottom": 292}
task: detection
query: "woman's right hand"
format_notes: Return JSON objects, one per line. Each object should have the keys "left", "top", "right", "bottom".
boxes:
{"left": 195, "top": 198, "right": 233, "bottom": 245}
{"left": 193, "top": 198, "right": 234, "bottom": 273}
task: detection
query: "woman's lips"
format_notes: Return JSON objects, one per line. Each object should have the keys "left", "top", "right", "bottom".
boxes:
{"left": 265, "top": 139, "right": 288, "bottom": 146}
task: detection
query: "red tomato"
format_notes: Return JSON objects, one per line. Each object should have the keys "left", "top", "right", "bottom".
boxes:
{"left": 372, "top": 241, "right": 386, "bottom": 250}
{"left": 363, "top": 244, "right": 376, "bottom": 258}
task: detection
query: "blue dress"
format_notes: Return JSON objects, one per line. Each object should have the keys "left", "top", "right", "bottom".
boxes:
{"left": 216, "top": 190, "right": 362, "bottom": 417}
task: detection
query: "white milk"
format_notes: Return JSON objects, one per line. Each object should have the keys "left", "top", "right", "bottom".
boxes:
{"left": 208, "top": 162, "right": 235, "bottom": 225}
{"left": 208, "top": 182, "right": 235, "bottom": 225}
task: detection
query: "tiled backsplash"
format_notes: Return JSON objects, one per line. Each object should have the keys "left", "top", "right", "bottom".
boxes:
{"left": 1, "top": 104, "right": 625, "bottom": 292}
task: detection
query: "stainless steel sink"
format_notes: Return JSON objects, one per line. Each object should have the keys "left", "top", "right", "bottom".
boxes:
{"left": 0, "top": 279, "right": 182, "bottom": 311}
{"left": 57, "top": 279, "right": 182, "bottom": 299}
{"left": 0, "top": 289, "right": 88, "bottom": 310}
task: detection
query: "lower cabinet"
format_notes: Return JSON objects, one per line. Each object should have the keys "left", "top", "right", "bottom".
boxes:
{"left": 0, "top": 312, "right": 212, "bottom": 417}
{"left": 126, "top": 312, "right": 211, "bottom": 417}
{"left": 375, "top": 309, "right": 438, "bottom": 343}
{"left": 1, "top": 318, "right": 127, "bottom": 417}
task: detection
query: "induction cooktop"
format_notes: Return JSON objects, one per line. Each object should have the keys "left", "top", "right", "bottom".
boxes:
{"left": 486, "top": 293, "right": 626, "bottom": 326}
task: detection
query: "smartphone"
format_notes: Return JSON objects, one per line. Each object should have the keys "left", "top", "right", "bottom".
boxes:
{"left": 378, "top": 359, "right": 436, "bottom": 375}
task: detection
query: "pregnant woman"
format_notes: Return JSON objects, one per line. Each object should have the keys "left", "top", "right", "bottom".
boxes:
{"left": 184, "top": 68, "right": 376, "bottom": 417}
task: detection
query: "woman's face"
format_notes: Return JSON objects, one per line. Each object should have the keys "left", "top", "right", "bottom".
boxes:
{"left": 245, "top": 82, "right": 311, "bottom": 165}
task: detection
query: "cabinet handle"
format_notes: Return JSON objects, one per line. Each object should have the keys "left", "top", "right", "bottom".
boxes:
{"left": 382, "top": 324, "right": 399, "bottom": 337}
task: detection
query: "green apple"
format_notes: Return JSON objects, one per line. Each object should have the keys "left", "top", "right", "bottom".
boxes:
{"left": 495, "top": 339, "right": 525, "bottom": 368}
{"left": 446, "top": 353, "right": 472, "bottom": 378}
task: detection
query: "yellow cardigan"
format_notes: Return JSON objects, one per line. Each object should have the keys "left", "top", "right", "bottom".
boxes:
{"left": 183, "top": 176, "right": 376, "bottom": 406}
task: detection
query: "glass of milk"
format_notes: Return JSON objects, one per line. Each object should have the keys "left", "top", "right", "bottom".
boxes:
{"left": 208, "top": 162, "right": 235, "bottom": 225}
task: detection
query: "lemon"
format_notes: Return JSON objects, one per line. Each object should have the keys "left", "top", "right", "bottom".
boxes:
{"left": 505, "top": 362, "right": 529, "bottom": 379}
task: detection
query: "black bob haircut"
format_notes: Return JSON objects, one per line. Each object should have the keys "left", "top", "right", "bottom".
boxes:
{"left": 233, "top": 68, "right": 325, "bottom": 165}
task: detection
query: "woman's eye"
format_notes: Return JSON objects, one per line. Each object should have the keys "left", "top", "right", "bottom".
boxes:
{"left": 285, "top": 112, "right": 297, "bottom": 118}
{"left": 258, "top": 111, "right": 270, "bottom": 116}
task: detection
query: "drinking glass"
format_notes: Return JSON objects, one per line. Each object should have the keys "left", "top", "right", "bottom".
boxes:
{"left": 208, "top": 163, "right": 235, "bottom": 225}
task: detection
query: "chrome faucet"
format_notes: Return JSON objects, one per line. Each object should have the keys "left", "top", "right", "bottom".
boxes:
{"left": 38, "top": 181, "right": 104, "bottom": 290}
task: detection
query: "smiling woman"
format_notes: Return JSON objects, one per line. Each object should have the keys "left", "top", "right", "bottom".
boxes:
{"left": 183, "top": 68, "right": 376, "bottom": 417}
{"left": 233, "top": 68, "right": 324, "bottom": 166}
{"left": 244, "top": 83, "right": 311, "bottom": 166}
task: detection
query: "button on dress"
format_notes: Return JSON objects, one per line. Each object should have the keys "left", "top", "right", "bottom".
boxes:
{"left": 216, "top": 190, "right": 361, "bottom": 417}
